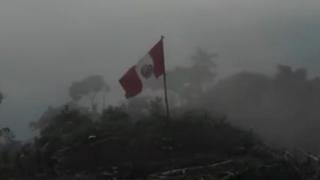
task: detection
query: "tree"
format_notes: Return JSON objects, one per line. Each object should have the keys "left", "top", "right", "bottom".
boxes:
{"left": 0, "top": 128, "right": 15, "bottom": 145}
{"left": 166, "top": 48, "right": 217, "bottom": 105}
{"left": 69, "top": 75, "right": 110, "bottom": 111}
{"left": 0, "top": 92, "right": 3, "bottom": 105}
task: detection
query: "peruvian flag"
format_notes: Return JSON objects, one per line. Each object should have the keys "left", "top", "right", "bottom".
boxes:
{"left": 119, "top": 38, "right": 165, "bottom": 98}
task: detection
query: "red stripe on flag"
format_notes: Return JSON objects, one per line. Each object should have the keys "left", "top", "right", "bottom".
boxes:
{"left": 149, "top": 39, "right": 165, "bottom": 78}
{"left": 119, "top": 66, "right": 143, "bottom": 98}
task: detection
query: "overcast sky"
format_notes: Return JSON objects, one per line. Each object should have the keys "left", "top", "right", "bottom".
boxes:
{"left": 0, "top": 0, "right": 320, "bottom": 139}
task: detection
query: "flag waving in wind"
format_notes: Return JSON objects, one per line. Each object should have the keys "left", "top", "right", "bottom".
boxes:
{"left": 119, "top": 38, "right": 165, "bottom": 98}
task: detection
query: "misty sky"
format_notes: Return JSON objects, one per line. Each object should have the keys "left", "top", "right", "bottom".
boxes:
{"left": 0, "top": 0, "right": 320, "bottom": 139}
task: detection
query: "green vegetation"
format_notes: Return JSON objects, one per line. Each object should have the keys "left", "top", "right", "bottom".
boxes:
{"left": 2, "top": 49, "right": 320, "bottom": 179}
{"left": 0, "top": 104, "right": 264, "bottom": 179}
{"left": 2, "top": 104, "right": 320, "bottom": 180}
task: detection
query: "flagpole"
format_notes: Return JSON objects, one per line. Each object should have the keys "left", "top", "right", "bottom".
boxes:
{"left": 162, "top": 36, "right": 171, "bottom": 120}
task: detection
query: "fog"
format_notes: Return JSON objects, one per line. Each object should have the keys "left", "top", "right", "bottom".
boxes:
{"left": 0, "top": 0, "right": 320, "bottom": 140}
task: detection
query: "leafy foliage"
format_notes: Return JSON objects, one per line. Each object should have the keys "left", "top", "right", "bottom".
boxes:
{"left": 204, "top": 65, "right": 320, "bottom": 152}
{"left": 69, "top": 75, "right": 110, "bottom": 111}
{"left": 149, "top": 48, "right": 217, "bottom": 106}
{"left": 0, "top": 104, "right": 262, "bottom": 179}
{"left": 0, "top": 92, "right": 3, "bottom": 105}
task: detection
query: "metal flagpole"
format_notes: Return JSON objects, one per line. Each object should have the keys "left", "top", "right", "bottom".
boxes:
{"left": 161, "top": 36, "right": 171, "bottom": 120}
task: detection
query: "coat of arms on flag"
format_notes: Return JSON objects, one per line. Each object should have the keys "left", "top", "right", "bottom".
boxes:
{"left": 119, "top": 38, "right": 165, "bottom": 98}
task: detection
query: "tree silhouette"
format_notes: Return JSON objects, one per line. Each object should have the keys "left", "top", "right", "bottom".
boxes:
{"left": 69, "top": 75, "right": 110, "bottom": 111}
{"left": 166, "top": 48, "right": 217, "bottom": 106}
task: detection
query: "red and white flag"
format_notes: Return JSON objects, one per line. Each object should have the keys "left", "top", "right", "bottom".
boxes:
{"left": 119, "top": 38, "right": 165, "bottom": 98}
